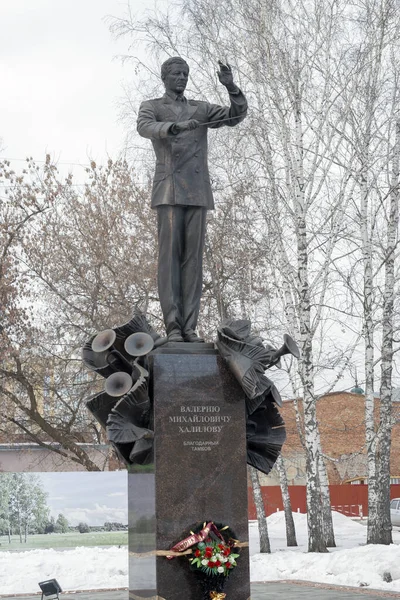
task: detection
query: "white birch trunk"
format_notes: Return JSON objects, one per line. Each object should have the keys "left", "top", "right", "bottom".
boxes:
{"left": 293, "top": 58, "right": 327, "bottom": 552}
{"left": 276, "top": 455, "right": 297, "bottom": 546}
{"left": 249, "top": 466, "right": 271, "bottom": 553}
{"left": 360, "top": 127, "right": 380, "bottom": 544}
{"left": 356, "top": 0, "right": 389, "bottom": 545}
{"left": 376, "top": 118, "right": 400, "bottom": 545}
{"left": 317, "top": 442, "right": 336, "bottom": 547}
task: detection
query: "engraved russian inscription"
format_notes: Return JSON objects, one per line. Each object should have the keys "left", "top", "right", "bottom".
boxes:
{"left": 167, "top": 404, "right": 232, "bottom": 450}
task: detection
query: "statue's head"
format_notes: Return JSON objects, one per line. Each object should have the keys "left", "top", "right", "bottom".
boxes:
{"left": 161, "top": 57, "right": 189, "bottom": 94}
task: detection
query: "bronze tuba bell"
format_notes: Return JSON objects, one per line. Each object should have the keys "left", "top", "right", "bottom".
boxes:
{"left": 124, "top": 332, "right": 154, "bottom": 357}
{"left": 270, "top": 334, "right": 300, "bottom": 366}
{"left": 104, "top": 371, "right": 134, "bottom": 397}
{"left": 91, "top": 329, "right": 133, "bottom": 372}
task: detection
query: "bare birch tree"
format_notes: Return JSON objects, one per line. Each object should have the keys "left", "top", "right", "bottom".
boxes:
{"left": 376, "top": 112, "right": 400, "bottom": 544}
{"left": 249, "top": 466, "right": 271, "bottom": 553}
{"left": 332, "top": 0, "right": 400, "bottom": 544}
{"left": 275, "top": 454, "right": 297, "bottom": 546}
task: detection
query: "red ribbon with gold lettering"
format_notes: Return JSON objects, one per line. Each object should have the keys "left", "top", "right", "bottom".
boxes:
{"left": 167, "top": 521, "right": 227, "bottom": 559}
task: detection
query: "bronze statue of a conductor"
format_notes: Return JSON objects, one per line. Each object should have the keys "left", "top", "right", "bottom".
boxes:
{"left": 137, "top": 57, "right": 247, "bottom": 342}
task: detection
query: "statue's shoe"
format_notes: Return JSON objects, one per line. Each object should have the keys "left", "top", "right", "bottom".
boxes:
{"left": 168, "top": 330, "right": 184, "bottom": 342}
{"left": 183, "top": 330, "right": 204, "bottom": 343}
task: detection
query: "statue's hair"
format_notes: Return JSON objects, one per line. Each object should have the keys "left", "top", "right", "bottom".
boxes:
{"left": 161, "top": 56, "right": 189, "bottom": 81}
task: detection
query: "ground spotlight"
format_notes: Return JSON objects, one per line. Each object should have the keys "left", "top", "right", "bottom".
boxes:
{"left": 38, "top": 579, "right": 62, "bottom": 600}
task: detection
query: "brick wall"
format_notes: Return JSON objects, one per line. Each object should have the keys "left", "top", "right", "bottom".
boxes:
{"left": 279, "top": 392, "right": 400, "bottom": 484}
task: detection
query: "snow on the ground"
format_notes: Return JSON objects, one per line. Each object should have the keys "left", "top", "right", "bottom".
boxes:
{"left": 250, "top": 511, "right": 400, "bottom": 592}
{"left": 1, "top": 513, "right": 400, "bottom": 594}
{"left": 0, "top": 546, "right": 128, "bottom": 595}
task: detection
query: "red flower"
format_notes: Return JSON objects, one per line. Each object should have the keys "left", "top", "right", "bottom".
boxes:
{"left": 223, "top": 548, "right": 231, "bottom": 556}
{"left": 215, "top": 560, "right": 221, "bottom": 567}
{"left": 226, "top": 562, "right": 232, "bottom": 569}
{"left": 208, "top": 561, "right": 215, "bottom": 567}
{"left": 195, "top": 549, "right": 201, "bottom": 557}
{"left": 205, "top": 547, "right": 213, "bottom": 557}
{"left": 218, "top": 544, "right": 224, "bottom": 550}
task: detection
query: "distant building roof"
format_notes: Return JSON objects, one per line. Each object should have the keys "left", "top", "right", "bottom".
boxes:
{"left": 350, "top": 385, "right": 364, "bottom": 394}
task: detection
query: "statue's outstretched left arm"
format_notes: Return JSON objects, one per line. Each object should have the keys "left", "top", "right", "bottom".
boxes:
{"left": 206, "top": 61, "right": 247, "bottom": 128}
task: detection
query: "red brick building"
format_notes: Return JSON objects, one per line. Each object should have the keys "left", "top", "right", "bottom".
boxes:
{"left": 279, "top": 391, "right": 400, "bottom": 485}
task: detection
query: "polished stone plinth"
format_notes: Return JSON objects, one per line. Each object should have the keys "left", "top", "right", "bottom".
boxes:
{"left": 128, "top": 471, "right": 156, "bottom": 599}
{"left": 153, "top": 351, "right": 250, "bottom": 600}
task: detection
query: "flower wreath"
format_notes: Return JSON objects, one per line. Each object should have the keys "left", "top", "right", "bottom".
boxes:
{"left": 189, "top": 529, "right": 239, "bottom": 576}
{"left": 168, "top": 521, "right": 242, "bottom": 600}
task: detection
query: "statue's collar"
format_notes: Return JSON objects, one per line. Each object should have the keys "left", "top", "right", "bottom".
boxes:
{"left": 164, "top": 90, "right": 187, "bottom": 103}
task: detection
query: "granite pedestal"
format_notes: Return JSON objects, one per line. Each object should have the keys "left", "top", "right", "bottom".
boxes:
{"left": 129, "top": 346, "right": 250, "bottom": 600}
{"left": 129, "top": 471, "right": 156, "bottom": 598}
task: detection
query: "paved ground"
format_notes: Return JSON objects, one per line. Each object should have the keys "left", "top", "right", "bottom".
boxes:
{"left": 0, "top": 591, "right": 127, "bottom": 600}
{"left": 2, "top": 582, "right": 400, "bottom": 599}
{"left": 252, "top": 581, "right": 400, "bottom": 599}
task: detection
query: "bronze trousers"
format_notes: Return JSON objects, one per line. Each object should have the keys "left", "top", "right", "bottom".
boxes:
{"left": 156, "top": 205, "right": 207, "bottom": 335}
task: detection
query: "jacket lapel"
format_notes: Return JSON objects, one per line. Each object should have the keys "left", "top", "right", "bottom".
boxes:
{"left": 162, "top": 95, "right": 199, "bottom": 119}
{"left": 186, "top": 101, "right": 199, "bottom": 120}
{"left": 162, "top": 95, "right": 181, "bottom": 118}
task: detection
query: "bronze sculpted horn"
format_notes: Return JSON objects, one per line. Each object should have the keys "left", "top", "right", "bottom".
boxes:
{"left": 270, "top": 334, "right": 301, "bottom": 365}
{"left": 104, "top": 371, "right": 134, "bottom": 397}
{"left": 124, "top": 332, "right": 154, "bottom": 357}
{"left": 91, "top": 328, "right": 133, "bottom": 372}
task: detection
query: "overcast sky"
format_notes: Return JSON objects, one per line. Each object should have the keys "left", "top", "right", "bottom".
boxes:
{"left": 39, "top": 471, "right": 128, "bottom": 526}
{"left": 0, "top": 0, "right": 158, "bottom": 173}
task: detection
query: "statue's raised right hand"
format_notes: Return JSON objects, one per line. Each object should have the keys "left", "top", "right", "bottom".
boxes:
{"left": 173, "top": 119, "right": 200, "bottom": 132}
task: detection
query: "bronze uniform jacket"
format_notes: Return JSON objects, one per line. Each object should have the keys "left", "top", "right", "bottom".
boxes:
{"left": 136, "top": 90, "right": 247, "bottom": 209}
